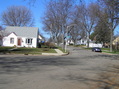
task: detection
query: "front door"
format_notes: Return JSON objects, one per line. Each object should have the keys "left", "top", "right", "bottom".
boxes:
{"left": 17, "top": 38, "right": 21, "bottom": 46}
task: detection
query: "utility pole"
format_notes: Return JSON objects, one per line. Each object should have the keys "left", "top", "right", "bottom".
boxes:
{"left": 65, "top": 24, "right": 77, "bottom": 52}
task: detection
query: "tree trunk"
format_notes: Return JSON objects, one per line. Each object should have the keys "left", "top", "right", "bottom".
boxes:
{"left": 87, "top": 39, "right": 89, "bottom": 48}
{"left": 74, "top": 39, "right": 77, "bottom": 46}
{"left": 110, "top": 28, "right": 113, "bottom": 52}
{"left": 62, "top": 35, "right": 65, "bottom": 49}
{"left": 87, "top": 34, "right": 90, "bottom": 48}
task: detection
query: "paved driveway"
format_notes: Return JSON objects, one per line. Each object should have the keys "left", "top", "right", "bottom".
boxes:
{"left": 0, "top": 47, "right": 119, "bottom": 89}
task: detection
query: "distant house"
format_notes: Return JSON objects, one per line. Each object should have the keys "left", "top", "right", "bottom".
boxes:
{"left": 38, "top": 34, "right": 44, "bottom": 43}
{"left": 76, "top": 38, "right": 88, "bottom": 45}
{"left": 77, "top": 37, "right": 103, "bottom": 48}
{"left": 86, "top": 42, "right": 103, "bottom": 48}
{"left": 2, "top": 26, "right": 42, "bottom": 48}
{"left": 113, "top": 37, "right": 119, "bottom": 45}
{"left": 67, "top": 40, "right": 74, "bottom": 45}
{"left": 67, "top": 37, "right": 89, "bottom": 45}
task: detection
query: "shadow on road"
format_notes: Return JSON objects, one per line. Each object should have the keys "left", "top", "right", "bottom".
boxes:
{"left": 0, "top": 56, "right": 81, "bottom": 74}
{"left": 0, "top": 54, "right": 119, "bottom": 89}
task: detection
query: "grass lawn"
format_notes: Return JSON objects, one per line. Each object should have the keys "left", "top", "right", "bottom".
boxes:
{"left": 74, "top": 45, "right": 86, "bottom": 47}
{"left": 101, "top": 48, "right": 110, "bottom": 51}
{"left": 84, "top": 47, "right": 119, "bottom": 54}
{"left": 102, "top": 50, "right": 119, "bottom": 54}
{"left": 0, "top": 46, "right": 56, "bottom": 55}
{"left": 101, "top": 48, "right": 119, "bottom": 54}
{"left": 103, "top": 51, "right": 119, "bottom": 54}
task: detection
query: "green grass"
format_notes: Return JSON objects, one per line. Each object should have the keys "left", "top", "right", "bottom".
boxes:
{"left": 101, "top": 48, "right": 119, "bottom": 54}
{"left": 102, "top": 50, "right": 119, "bottom": 54}
{"left": 82, "top": 47, "right": 119, "bottom": 54}
{"left": 0, "top": 46, "right": 56, "bottom": 55}
{"left": 74, "top": 45, "right": 86, "bottom": 47}
{"left": 83, "top": 47, "right": 119, "bottom": 54}
{"left": 0, "top": 47, "right": 14, "bottom": 52}
{"left": 101, "top": 48, "right": 110, "bottom": 51}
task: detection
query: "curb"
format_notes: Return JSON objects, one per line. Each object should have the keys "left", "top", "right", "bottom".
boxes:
{"left": 0, "top": 49, "right": 70, "bottom": 56}
{"left": 42, "top": 49, "right": 69, "bottom": 56}
{"left": 42, "top": 53, "right": 69, "bottom": 56}
{"left": 61, "top": 52, "right": 70, "bottom": 56}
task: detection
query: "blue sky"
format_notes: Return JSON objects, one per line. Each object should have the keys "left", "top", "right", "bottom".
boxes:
{"left": 0, "top": 0, "right": 118, "bottom": 38}
{"left": 0, "top": 0, "right": 99, "bottom": 38}
{"left": 0, "top": 0, "right": 49, "bottom": 37}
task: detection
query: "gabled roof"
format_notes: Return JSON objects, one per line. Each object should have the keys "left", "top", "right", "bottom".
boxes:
{"left": 7, "top": 32, "right": 17, "bottom": 36}
{"left": 5, "top": 26, "right": 38, "bottom": 38}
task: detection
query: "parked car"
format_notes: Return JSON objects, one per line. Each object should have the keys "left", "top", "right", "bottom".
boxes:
{"left": 92, "top": 47, "right": 102, "bottom": 52}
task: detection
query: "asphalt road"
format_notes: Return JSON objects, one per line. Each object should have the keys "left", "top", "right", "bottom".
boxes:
{"left": 0, "top": 46, "right": 119, "bottom": 89}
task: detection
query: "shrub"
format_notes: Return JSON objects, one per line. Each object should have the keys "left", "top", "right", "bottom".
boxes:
{"left": 45, "top": 42, "right": 56, "bottom": 48}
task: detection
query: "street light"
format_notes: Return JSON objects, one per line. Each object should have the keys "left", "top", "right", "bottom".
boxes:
{"left": 65, "top": 24, "right": 77, "bottom": 52}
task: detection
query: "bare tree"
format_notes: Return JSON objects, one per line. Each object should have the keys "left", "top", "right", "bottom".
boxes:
{"left": 42, "top": 2, "right": 62, "bottom": 45}
{"left": 97, "top": 0, "right": 119, "bottom": 52}
{"left": 23, "top": 0, "right": 38, "bottom": 6}
{"left": 0, "top": 26, "right": 3, "bottom": 31}
{"left": 0, "top": 26, "right": 6, "bottom": 46}
{"left": 1, "top": 6, "right": 34, "bottom": 27}
{"left": 0, "top": 26, "right": 3, "bottom": 40}
{"left": 70, "top": 4, "right": 87, "bottom": 45}
{"left": 89, "top": 3, "right": 111, "bottom": 44}
{"left": 68, "top": 26, "right": 81, "bottom": 45}
{"left": 42, "top": 0, "right": 74, "bottom": 47}
{"left": 75, "top": 2, "right": 98, "bottom": 48}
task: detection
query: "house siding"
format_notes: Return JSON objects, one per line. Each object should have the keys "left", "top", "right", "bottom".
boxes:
{"left": 2, "top": 26, "right": 40, "bottom": 48}
{"left": 21, "top": 37, "right": 37, "bottom": 48}
{"left": 86, "top": 43, "right": 103, "bottom": 48}
{"left": 3, "top": 33, "right": 37, "bottom": 48}
{"left": 76, "top": 39, "right": 87, "bottom": 45}
{"left": 3, "top": 33, "right": 17, "bottom": 47}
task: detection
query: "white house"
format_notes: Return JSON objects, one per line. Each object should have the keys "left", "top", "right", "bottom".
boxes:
{"left": 67, "top": 40, "right": 74, "bottom": 45}
{"left": 67, "top": 38, "right": 90, "bottom": 45}
{"left": 86, "top": 42, "right": 103, "bottom": 48}
{"left": 2, "top": 26, "right": 41, "bottom": 48}
{"left": 77, "top": 38, "right": 88, "bottom": 45}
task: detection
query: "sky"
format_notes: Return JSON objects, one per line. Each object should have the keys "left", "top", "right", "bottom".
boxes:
{"left": 0, "top": 0, "right": 118, "bottom": 38}
{"left": 0, "top": 0, "right": 99, "bottom": 38}
{"left": 0, "top": 0, "right": 49, "bottom": 37}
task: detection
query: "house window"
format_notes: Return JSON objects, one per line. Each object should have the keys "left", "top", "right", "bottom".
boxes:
{"left": 10, "top": 38, "right": 14, "bottom": 44}
{"left": 26, "top": 38, "right": 32, "bottom": 45}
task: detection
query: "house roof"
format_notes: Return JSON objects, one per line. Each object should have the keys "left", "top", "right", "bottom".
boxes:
{"left": 5, "top": 26, "right": 38, "bottom": 38}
